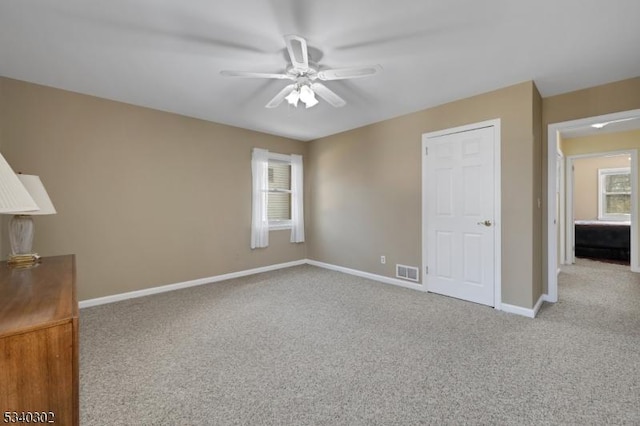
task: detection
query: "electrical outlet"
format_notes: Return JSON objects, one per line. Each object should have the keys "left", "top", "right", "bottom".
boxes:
{"left": 380, "top": 256, "right": 386, "bottom": 264}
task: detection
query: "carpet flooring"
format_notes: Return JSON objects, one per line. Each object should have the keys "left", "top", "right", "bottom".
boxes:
{"left": 80, "top": 259, "right": 640, "bottom": 425}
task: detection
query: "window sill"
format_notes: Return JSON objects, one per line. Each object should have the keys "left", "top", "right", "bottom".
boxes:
{"left": 269, "top": 223, "right": 292, "bottom": 231}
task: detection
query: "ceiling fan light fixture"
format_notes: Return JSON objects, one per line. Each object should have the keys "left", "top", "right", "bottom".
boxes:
{"left": 285, "top": 88, "right": 300, "bottom": 107}
{"left": 304, "top": 96, "right": 319, "bottom": 108}
{"left": 299, "top": 84, "right": 318, "bottom": 108}
{"left": 222, "top": 35, "right": 379, "bottom": 109}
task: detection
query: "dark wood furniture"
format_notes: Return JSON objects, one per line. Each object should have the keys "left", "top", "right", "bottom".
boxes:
{"left": 0, "top": 255, "right": 79, "bottom": 425}
{"left": 575, "top": 222, "right": 630, "bottom": 262}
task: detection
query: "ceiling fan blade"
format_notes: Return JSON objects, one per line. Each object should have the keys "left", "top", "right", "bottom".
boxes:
{"left": 220, "top": 70, "right": 293, "bottom": 80}
{"left": 284, "top": 35, "right": 309, "bottom": 71}
{"left": 265, "top": 84, "right": 296, "bottom": 108}
{"left": 317, "top": 65, "right": 382, "bottom": 81}
{"left": 310, "top": 83, "right": 346, "bottom": 108}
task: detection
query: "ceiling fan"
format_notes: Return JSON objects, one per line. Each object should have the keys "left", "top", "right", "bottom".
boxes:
{"left": 220, "top": 35, "right": 381, "bottom": 109}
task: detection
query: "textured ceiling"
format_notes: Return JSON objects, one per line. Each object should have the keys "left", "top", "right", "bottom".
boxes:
{"left": 1, "top": 0, "right": 640, "bottom": 141}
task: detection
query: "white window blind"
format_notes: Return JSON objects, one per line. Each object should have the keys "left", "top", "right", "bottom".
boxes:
{"left": 267, "top": 161, "right": 291, "bottom": 224}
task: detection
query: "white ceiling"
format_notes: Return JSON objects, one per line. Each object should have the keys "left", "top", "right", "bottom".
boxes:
{"left": 562, "top": 116, "right": 640, "bottom": 139}
{"left": 1, "top": 0, "right": 639, "bottom": 141}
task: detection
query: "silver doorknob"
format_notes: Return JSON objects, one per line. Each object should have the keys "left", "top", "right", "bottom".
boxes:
{"left": 477, "top": 220, "right": 492, "bottom": 227}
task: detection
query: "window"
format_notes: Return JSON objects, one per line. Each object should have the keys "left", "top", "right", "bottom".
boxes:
{"left": 251, "top": 148, "right": 304, "bottom": 249}
{"left": 267, "top": 160, "right": 292, "bottom": 229}
{"left": 598, "top": 167, "right": 631, "bottom": 220}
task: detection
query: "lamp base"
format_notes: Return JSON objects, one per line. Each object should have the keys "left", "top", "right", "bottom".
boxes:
{"left": 7, "top": 215, "right": 39, "bottom": 268}
{"left": 9, "top": 214, "right": 35, "bottom": 256}
{"left": 8, "top": 253, "right": 41, "bottom": 268}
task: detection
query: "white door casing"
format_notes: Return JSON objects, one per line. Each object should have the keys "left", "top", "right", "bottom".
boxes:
{"left": 422, "top": 121, "right": 501, "bottom": 307}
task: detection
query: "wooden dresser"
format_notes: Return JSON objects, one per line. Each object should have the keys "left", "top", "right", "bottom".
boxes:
{"left": 0, "top": 255, "right": 79, "bottom": 426}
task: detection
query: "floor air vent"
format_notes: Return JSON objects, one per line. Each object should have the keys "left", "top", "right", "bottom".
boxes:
{"left": 396, "top": 264, "right": 419, "bottom": 282}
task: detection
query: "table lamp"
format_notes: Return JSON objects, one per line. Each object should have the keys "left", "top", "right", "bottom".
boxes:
{"left": 7, "top": 174, "right": 56, "bottom": 265}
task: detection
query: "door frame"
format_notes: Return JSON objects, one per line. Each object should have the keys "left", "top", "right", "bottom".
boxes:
{"left": 547, "top": 108, "right": 640, "bottom": 303}
{"left": 557, "top": 150, "right": 566, "bottom": 268}
{"left": 421, "top": 118, "right": 502, "bottom": 309}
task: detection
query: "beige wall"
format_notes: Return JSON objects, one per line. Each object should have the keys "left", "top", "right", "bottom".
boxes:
{"left": 5, "top": 73, "right": 637, "bottom": 310}
{"left": 0, "top": 77, "right": 307, "bottom": 300}
{"left": 562, "top": 129, "right": 640, "bottom": 156}
{"left": 572, "top": 155, "right": 631, "bottom": 220}
{"left": 542, "top": 77, "right": 640, "bottom": 293}
{"left": 307, "top": 81, "right": 540, "bottom": 308}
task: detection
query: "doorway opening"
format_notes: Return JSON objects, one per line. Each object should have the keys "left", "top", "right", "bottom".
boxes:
{"left": 547, "top": 109, "right": 640, "bottom": 302}
{"left": 566, "top": 150, "right": 636, "bottom": 267}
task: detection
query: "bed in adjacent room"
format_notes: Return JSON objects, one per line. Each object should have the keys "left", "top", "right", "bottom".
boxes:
{"left": 574, "top": 220, "right": 630, "bottom": 262}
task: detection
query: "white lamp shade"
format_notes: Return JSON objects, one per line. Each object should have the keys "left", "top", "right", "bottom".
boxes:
{"left": 0, "top": 153, "right": 39, "bottom": 213}
{"left": 285, "top": 88, "right": 300, "bottom": 107}
{"left": 299, "top": 85, "right": 319, "bottom": 108}
{"left": 13, "top": 174, "right": 56, "bottom": 215}
{"left": 304, "top": 95, "right": 319, "bottom": 108}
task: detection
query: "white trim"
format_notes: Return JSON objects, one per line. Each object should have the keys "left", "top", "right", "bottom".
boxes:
{"left": 497, "top": 304, "right": 535, "bottom": 318}
{"left": 268, "top": 221, "right": 292, "bottom": 231}
{"left": 501, "top": 294, "right": 547, "bottom": 318}
{"left": 306, "top": 259, "right": 424, "bottom": 291}
{"left": 632, "top": 151, "right": 639, "bottom": 272}
{"left": 79, "top": 259, "right": 307, "bottom": 308}
{"left": 80, "top": 257, "right": 545, "bottom": 318}
{"left": 547, "top": 109, "right": 640, "bottom": 304}
{"left": 80, "top": 259, "right": 424, "bottom": 309}
{"left": 558, "top": 151, "right": 566, "bottom": 264}
{"left": 267, "top": 152, "right": 293, "bottom": 162}
{"left": 565, "top": 155, "right": 574, "bottom": 264}
{"left": 308, "top": 260, "right": 539, "bottom": 317}
{"left": 421, "top": 119, "right": 502, "bottom": 309}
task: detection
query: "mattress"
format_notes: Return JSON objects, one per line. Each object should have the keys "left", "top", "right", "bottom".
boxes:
{"left": 574, "top": 220, "right": 630, "bottom": 261}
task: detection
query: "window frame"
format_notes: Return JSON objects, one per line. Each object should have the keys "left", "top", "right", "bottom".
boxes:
{"left": 598, "top": 167, "right": 631, "bottom": 221}
{"left": 267, "top": 152, "right": 293, "bottom": 230}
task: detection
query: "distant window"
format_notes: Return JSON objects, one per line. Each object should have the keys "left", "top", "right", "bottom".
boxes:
{"left": 598, "top": 167, "right": 631, "bottom": 220}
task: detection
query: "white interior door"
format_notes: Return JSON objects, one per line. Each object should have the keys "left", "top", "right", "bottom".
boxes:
{"left": 424, "top": 126, "right": 496, "bottom": 306}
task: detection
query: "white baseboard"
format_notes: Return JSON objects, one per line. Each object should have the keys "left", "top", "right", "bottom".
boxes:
{"left": 80, "top": 257, "right": 541, "bottom": 320}
{"left": 500, "top": 294, "right": 548, "bottom": 319}
{"left": 305, "top": 259, "right": 424, "bottom": 291}
{"left": 500, "top": 303, "right": 536, "bottom": 318}
{"left": 79, "top": 259, "right": 307, "bottom": 308}
{"left": 541, "top": 294, "right": 554, "bottom": 303}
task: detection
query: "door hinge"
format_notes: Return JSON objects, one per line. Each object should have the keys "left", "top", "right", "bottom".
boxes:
{"left": 425, "top": 266, "right": 429, "bottom": 274}
{"left": 425, "top": 146, "right": 428, "bottom": 155}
